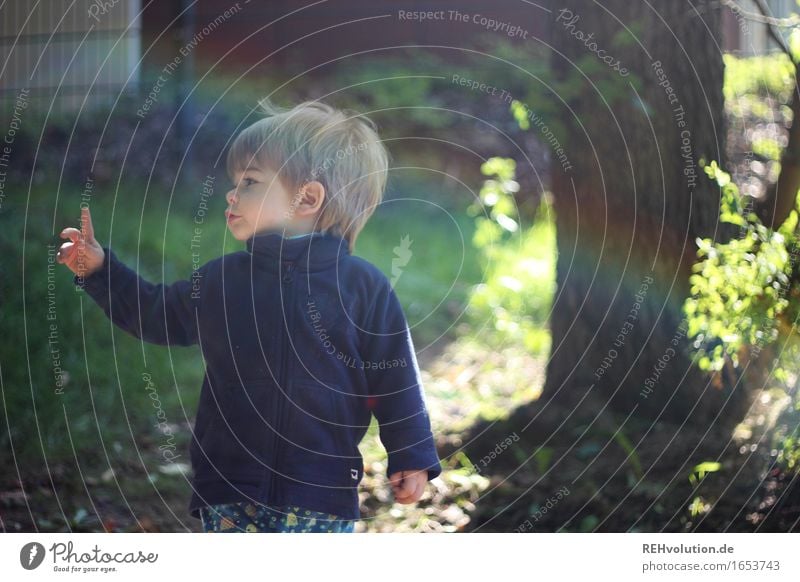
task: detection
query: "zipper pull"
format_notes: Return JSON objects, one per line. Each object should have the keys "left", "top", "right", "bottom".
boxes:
{"left": 282, "top": 261, "right": 295, "bottom": 283}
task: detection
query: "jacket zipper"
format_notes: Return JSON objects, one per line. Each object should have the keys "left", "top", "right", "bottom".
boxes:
{"left": 267, "top": 259, "right": 295, "bottom": 504}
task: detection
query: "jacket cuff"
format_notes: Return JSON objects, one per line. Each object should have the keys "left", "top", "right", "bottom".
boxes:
{"left": 73, "top": 247, "right": 118, "bottom": 294}
{"left": 383, "top": 428, "right": 442, "bottom": 481}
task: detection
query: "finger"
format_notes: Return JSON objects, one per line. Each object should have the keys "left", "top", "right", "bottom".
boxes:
{"left": 394, "top": 483, "right": 418, "bottom": 504}
{"left": 57, "top": 242, "right": 74, "bottom": 264}
{"left": 388, "top": 472, "right": 405, "bottom": 489}
{"left": 393, "top": 472, "right": 416, "bottom": 501}
{"left": 60, "top": 227, "right": 83, "bottom": 244}
{"left": 58, "top": 244, "right": 85, "bottom": 274}
{"left": 410, "top": 475, "right": 426, "bottom": 501}
{"left": 391, "top": 471, "right": 410, "bottom": 491}
{"left": 389, "top": 473, "right": 407, "bottom": 499}
{"left": 81, "top": 206, "right": 95, "bottom": 242}
{"left": 395, "top": 488, "right": 414, "bottom": 503}
{"left": 393, "top": 484, "right": 411, "bottom": 503}
{"left": 400, "top": 472, "right": 427, "bottom": 502}
{"left": 398, "top": 472, "right": 416, "bottom": 497}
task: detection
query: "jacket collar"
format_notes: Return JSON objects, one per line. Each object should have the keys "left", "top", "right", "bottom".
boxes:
{"left": 245, "top": 230, "right": 350, "bottom": 271}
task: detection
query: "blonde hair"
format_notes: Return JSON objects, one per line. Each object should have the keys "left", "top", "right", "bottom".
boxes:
{"left": 226, "top": 98, "right": 389, "bottom": 253}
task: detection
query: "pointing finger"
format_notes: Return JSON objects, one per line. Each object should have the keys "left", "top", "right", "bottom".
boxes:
{"left": 81, "top": 206, "right": 95, "bottom": 243}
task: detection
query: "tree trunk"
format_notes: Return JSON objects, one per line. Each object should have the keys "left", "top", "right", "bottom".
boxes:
{"left": 540, "top": 0, "right": 754, "bottom": 427}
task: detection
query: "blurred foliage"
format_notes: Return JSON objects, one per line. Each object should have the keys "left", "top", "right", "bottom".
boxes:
{"left": 778, "top": 433, "right": 800, "bottom": 471}
{"left": 685, "top": 49, "right": 800, "bottom": 475}
{"left": 685, "top": 51, "right": 799, "bottom": 374}
{"left": 328, "top": 51, "right": 452, "bottom": 131}
{"left": 464, "top": 157, "right": 556, "bottom": 355}
{"left": 456, "top": 42, "right": 562, "bottom": 353}
{"left": 722, "top": 51, "right": 794, "bottom": 175}
{"left": 722, "top": 52, "right": 795, "bottom": 105}
{"left": 684, "top": 160, "right": 800, "bottom": 477}
{"left": 684, "top": 160, "right": 799, "bottom": 377}
{"left": 688, "top": 461, "right": 721, "bottom": 488}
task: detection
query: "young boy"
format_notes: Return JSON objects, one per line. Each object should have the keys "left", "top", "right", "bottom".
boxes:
{"left": 57, "top": 99, "right": 442, "bottom": 533}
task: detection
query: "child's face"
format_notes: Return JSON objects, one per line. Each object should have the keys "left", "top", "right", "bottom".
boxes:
{"left": 225, "top": 162, "right": 299, "bottom": 240}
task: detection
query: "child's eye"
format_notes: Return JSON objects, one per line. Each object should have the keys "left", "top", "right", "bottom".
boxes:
{"left": 242, "top": 177, "right": 257, "bottom": 187}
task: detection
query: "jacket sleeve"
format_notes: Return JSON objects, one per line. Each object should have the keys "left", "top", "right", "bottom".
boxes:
{"left": 73, "top": 246, "right": 203, "bottom": 347}
{"left": 359, "top": 278, "right": 442, "bottom": 481}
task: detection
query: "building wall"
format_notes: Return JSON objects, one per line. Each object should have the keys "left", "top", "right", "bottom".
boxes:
{"left": 5, "top": 0, "right": 797, "bottom": 115}
{"left": 140, "top": 0, "right": 548, "bottom": 79}
{"left": 724, "top": 0, "right": 794, "bottom": 56}
{"left": 1, "top": 0, "right": 142, "bottom": 112}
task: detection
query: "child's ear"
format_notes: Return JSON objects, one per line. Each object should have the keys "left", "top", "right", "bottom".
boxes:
{"left": 295, "top": 180, "right": 325, "bottom": 215}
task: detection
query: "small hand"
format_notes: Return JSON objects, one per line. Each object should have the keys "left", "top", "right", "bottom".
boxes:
{"left": 57, "top": 206, "right": 105, "bottom": 277}
{"left": 389, "top": 469, "right": 428, "bottom": 504}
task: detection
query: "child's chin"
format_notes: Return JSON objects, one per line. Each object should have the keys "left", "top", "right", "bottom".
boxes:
{"left": 228, "top": 227, "right": 248, "bottom": 241}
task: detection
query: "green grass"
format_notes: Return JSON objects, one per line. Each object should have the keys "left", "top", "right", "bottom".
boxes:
{"left": 356, "top": 201, "right": 484, "bottom": 347}
{"left": 2, "top": 184, "right": 224, "bottom": 470}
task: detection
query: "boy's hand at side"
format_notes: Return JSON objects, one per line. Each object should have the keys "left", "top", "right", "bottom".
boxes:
{"left": 57, "top": 207, "right": 105, "bottom": 278}
{"left": 389, "top": 469, "right": 428, "bottom": 504}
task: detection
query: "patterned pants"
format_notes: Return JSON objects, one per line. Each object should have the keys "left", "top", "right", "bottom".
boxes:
{"left": 199, "top": 502, "right": 355, "bottom": 533}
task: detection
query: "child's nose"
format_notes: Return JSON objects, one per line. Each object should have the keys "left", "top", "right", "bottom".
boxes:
{"left": 226, "top": 188, "right": 238, "bottom": 205}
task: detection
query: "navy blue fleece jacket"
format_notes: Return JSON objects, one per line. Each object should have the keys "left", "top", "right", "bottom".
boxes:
{"left": 74, "top": 230, "right": 442, "bottom": 520}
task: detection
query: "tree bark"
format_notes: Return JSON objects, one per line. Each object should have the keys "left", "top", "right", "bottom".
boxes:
{"left": 541, "top": 0, "right": 755, "bottom": 427}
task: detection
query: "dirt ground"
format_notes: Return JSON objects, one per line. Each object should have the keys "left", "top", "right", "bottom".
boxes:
{"left": 2, "top": 339, "right": 798, "bottom": 533}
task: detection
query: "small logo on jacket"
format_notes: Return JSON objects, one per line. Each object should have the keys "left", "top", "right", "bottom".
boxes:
{"left": 20, "top": 542, "right": 46, "bottom": 570}
{"left": 351, "top": 468, "right": 359, "bottom": 480}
